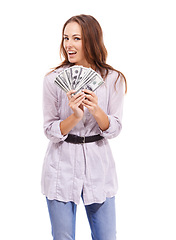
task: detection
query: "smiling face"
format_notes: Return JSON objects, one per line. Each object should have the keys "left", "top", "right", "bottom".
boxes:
{"left": 63, "top": 22, "right": 90, "bottom": 67}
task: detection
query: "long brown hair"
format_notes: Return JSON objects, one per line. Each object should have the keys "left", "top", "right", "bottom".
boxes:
{"left": 51, "top": 14, "right": 127, "bottom": 93}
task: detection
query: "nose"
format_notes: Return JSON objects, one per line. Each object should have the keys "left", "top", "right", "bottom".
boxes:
{"left": 64, "top": 39, "right": 73, "bottom": 50}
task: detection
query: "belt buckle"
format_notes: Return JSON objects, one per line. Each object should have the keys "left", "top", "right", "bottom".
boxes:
{"left": 81, "top": 136, "right": 85, "bottom": 144}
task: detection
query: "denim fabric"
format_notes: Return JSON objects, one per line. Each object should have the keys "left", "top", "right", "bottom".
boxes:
{"left": 46, "top": 196, "right": 116, "bottom": 240}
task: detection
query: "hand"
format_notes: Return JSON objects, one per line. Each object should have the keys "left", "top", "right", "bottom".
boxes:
{"left": 82, "top": 89, "right": 99, "bottom": 116}
{"left": 67, "top": 90, "right": 86, "bottom": 119}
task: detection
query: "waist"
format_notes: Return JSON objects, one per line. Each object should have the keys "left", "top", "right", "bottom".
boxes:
{"left": 65, "top": 134, "right": 104, "bottom": 144}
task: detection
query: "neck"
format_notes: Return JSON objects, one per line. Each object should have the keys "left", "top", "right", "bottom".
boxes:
{"left": 75, "top": 60, "right": 91, "bottom": 68}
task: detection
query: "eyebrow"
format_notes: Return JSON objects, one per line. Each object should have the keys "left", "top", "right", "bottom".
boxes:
{"left": 64, "top": 34, "right": 81, "bottom": 37}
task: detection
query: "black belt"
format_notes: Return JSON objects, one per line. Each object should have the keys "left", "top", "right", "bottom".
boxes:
{"left": 65, "top": 134, "right": 104, "bottom": 144}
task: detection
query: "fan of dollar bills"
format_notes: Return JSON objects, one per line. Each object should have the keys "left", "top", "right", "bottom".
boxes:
{"left": 54, "top": 65, "right": 104, "bottom": 94}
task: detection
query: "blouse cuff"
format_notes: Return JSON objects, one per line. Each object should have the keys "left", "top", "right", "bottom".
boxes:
{"left": 99, "top": 115, "right": 122, "bottom": 139}
{"left": 45, "top": 120, "right": 68, "bottom": 143}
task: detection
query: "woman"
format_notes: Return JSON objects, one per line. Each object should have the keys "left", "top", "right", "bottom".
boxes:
{"left": 42, "top": 14, "right": 127, "bottom": 240}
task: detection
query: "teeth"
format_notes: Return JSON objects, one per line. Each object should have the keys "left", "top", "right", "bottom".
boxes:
{"left": 68, "top": 51, "right": 76, "bottom": 54}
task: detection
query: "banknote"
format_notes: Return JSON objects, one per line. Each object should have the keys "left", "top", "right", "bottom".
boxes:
{"left": 74, "top": 71, "right": 97, "bottom": 92}
{"left": 55, "top": 77, "right": 69, "bottom": 92}
{"left": 58, "top": 70, "right": 71, "bottom": 90}
{"left": 54, "top": 66, "right": 104, "bottom": 93}
{"left": 75, "top": 73, "right": 104, "bottom": 94}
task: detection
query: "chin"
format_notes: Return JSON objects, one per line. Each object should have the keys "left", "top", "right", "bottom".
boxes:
{"left": 68, "top": 59, "right": 77, "bottom": 64}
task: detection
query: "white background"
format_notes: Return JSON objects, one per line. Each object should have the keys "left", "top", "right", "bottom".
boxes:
{"left": 0, "top": 0, "right": 176, "bottom": 239}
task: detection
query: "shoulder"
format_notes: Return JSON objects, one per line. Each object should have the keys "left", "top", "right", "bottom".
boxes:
{"left": 106, "top": 69, "right": 119, "bottom": 79}
{"left": 106, "top": 69, "right": 124, "bottom": 85}
{"left": 43, "top": 66, "right": 67, "bottom": 98}
{"left": 104, "top": 69, "right": 125, "bottom": 95}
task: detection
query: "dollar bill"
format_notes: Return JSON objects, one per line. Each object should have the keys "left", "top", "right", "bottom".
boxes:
{"left": 55, "top": 75, "right": 69, "bottom": 92}
{"left": 58, "top": 70, "right": 71, "bottom": 90}
{"left": 54, "top": 66, "right": 104, "bottom": 93}
{"left": 74, "top": 68, "right": 96, "bottom": 91}
{"left": 74, "top": 72, "right": 104, "bottom": 94}
{"left": 69, "top": 66, "right": 83, "bottom": 89}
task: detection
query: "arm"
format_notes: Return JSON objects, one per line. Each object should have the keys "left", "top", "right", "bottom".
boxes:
{"left": 43, "top": 74, "right": 68, "bottom": 143}
{"left": 82, "top": 90, "right": 110, "bottom": 131}
{"left": 100, "top": 74, "right": 125, "bottom": 139}
{"left": 43, "top": 75, "right": 86, "bottom": 142}
{"left": 82, "top": 73, "right": 125, "bottom": 139}
{"left": 60, "top": 90, "right": 85, "bottom": 135}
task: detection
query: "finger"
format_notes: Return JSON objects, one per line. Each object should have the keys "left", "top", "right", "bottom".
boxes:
{"left": 82, "top": 99, "right": 94, "bottom": 107}
{"left": 85, "top": 94, "right": 98, "bottom": 105}
{"left": 82, "top": 102, "right": 94, "bottom": 111}
{"left": 82, "top": 90, "right": 98, "bottom": 102}
{"left": 70, "top": 91, "right": 85, "bottom": 102}
{"left": 84, "top": 94, "right": 94, "bottom": 101}
{"left": 67, "top": 90, "right": 76, "bottom": 100}
{"left": 75, "top": 91, "right": 86, "bottom": 98}
{"left": 69, "top": 95, "right": 85, "bottom": 108}
{"left": 82, "top": 89, "right": 95, "bottom": 96}
{"left": 67, "top": 90, "right": 76, "bottom": 95}
{"left": 74, "top": 96, "right": 86, "bottom": 108}
{"left": 74, "top": 94, "right": 85, "bottom": 104}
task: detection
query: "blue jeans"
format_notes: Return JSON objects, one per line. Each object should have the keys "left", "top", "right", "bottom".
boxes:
{"left": 46, "top": 196, "right": 116, "bottom": 240}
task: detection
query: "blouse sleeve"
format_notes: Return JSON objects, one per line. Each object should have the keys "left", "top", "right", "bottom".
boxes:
{"left": 43, "top": 74, "right": 68, "bottom": 143}
{"left": 99, "top": 72, "right": 125, "bottom": 139}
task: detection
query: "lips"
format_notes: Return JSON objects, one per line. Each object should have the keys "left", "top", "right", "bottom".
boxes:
{"left": 68, "top": 50, "right": 77, "bottom": 56}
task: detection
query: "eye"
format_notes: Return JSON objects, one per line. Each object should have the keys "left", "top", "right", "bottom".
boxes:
{"left": 63, "top": 37, "right": 69, "bottom": 41}
{"left": 74, "top": 37, "right": 81, "bottom": 41}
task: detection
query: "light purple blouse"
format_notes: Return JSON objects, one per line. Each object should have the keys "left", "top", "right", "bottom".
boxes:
{"left": 41, "top": 66, "right": 124, "bottom": 205}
